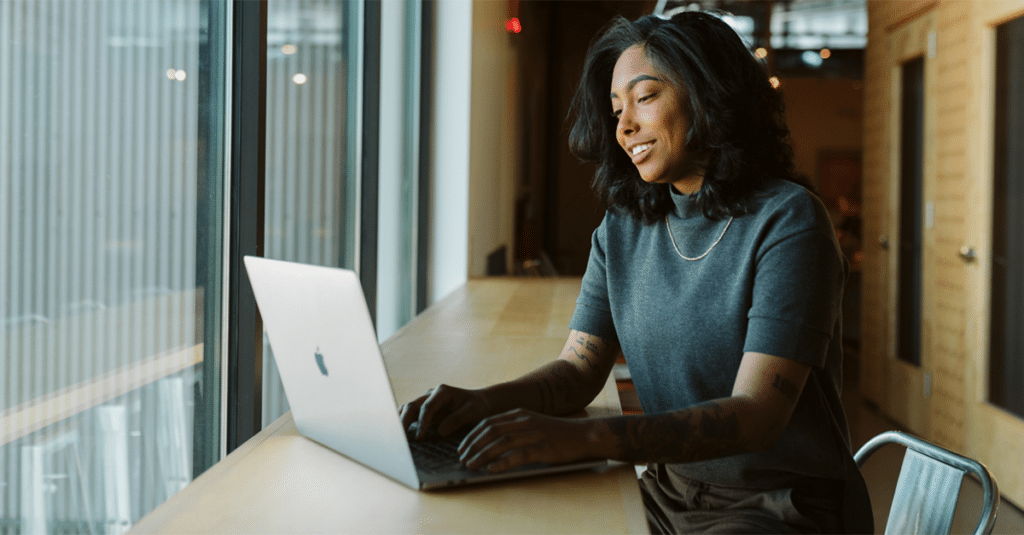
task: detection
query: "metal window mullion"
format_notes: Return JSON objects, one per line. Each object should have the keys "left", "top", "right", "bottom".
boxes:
{"left": 226, "top": 0, "right": 266, "bottom": 454}
{"left": 415, "top": 0, "right": 433, "bottom": 314}
{"left": 340, "top": 0, "right": 360, "bottom": 272}
{"left": 310, "top": 37, "right": 326, "bottom": 266}
{"left": 404, "top": 0, "right": 425, "bottom": 318}
{"left": 360, "top": 0, "right": 381, "bottom": 326}
{"left": 193, "top": 0, "right": 229, "bottom": 475}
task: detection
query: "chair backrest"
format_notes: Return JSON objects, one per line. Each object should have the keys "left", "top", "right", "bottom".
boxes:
{"left": 854, "top": 431, "right": 1000, "bottom": 535}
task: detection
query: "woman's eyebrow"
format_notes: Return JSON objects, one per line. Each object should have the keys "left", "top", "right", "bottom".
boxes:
{"left": 610, "top": 74, "right": 662, "bottom": 99}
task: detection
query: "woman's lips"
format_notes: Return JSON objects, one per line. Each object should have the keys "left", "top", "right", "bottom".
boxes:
{"left": 629, "top": 141, "right": 653, "bottom": 163}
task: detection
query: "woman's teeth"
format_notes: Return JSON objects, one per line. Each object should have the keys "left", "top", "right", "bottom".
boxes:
{"left": 631, "top": 143, "right": 651, "bottom": 156}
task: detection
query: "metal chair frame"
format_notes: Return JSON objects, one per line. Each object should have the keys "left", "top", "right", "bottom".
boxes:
{"left": 854, "top": 430, "right": 1000, "bottom": 535}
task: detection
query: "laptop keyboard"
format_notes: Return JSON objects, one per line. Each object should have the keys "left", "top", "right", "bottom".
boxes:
{"left": 408, "top": 429, "right": 468, "bottom": 473}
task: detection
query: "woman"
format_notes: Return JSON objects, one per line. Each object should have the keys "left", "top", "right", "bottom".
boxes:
{"left": 401, "top": 11, "right": 872, "bottom": 534}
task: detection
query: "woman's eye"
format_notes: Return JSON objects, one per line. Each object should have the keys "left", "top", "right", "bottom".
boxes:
{"left": 637, "top": 93, "right": 654, "bottom": 103}
{"left": 611, "top": 109, "right": 622, "bottom": 119}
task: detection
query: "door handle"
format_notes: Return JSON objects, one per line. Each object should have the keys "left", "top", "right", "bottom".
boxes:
{"left": 959, "top": 245, "right": 976, "bottom": 262}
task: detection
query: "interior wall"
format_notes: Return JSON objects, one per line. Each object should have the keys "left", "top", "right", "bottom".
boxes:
{"left": 510, "top": 1, "right": 553, "bottom": 271}
{"left": 466, "top": 0, "right": 519, "bottom": 278}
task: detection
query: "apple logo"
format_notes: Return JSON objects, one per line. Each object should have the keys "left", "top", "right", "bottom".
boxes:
{"left": 314, "top": 347, "right": 329, "bottom": 376}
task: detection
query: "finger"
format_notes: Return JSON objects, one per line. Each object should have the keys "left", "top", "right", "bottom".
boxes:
{"left": 398, "top": 398, "right": 423, "bottom": 429}
{"left": 459, "top": 415, "right": 538, "bottom": 464}
{"left": 436, "top": 403, "right": 482, "bottom": 438}
{"left": 400, "top": 391, "right": 433, "bottom": 428}
{"left": 461, "top": 432, "right": 516, "bottom": 470}
{"left": 416, "top": 387, "right": 455, "bottom": 439}
{"left": 484, "top": 448, "right": 536, "bottom": 474}
{"left": 458, "top": 412, "right": 517, "bottom": 454}
{"left": 462, "top": 431, "right": 541, "bottom": 471}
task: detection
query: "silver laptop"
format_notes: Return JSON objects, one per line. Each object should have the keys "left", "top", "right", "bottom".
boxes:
{"left": 243, "top": 256, "right": 607, "bottom": 490}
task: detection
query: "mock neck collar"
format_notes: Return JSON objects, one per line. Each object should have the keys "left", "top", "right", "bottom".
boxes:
{"left": 670, "top": 185, "right": 703, "bottom": 220}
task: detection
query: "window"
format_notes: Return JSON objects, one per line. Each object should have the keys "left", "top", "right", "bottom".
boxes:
{"left": 989, "top": 14, "right": 1024, "bottom": 418}
{"left": 897, "top": 56, "right": 925, "bottom": 367}
{"left": 1, "top": 0, "right": 422, "bottom": 529}
{"left": 0, "top": 0, "right": 227, "bottom": 531}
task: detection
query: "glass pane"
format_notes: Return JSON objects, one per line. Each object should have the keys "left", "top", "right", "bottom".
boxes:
{"left": 989, "top": 14, "right": 1024, "bottom": 418}
{"left": 262, "top": 0, "right": 360, "bottom": 427}
{"left": 897, "top": 56, "right": 924, "bottom": 366}
{"left": 377, "top": 0, "right": 421, "bottom": 341}
{"left": 0, "top": 0, "right": 226, "bottom": 532}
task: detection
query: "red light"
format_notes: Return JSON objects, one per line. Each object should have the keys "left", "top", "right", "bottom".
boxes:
{"left": 506, "top": 17, "right": 521, "bottom": 34}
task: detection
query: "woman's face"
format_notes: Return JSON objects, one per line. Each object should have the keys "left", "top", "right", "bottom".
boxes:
{"left": 610, "top": 45, "right": 704, "bottom": 194}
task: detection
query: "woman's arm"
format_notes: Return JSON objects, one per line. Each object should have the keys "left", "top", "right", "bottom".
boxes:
{"left": 458, "top": 351, "right": 811, "bottom": 471}
{"left": 482, "top": 330, "right": 621, "bottom": 415}
{"left": 596, "top": 352, "right": 810, "bottom": 463}
{"left": 399, "top": 330, "right": 619, "bottom": 438}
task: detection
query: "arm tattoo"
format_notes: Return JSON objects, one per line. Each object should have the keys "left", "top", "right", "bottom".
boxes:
{"left": 771, "top": 374, "right": 799, "bottom": 404}
{"left": 565, "top": 333, "right": 604, "bottom": 371}
{"left": 606, "top": 402, "right": 752, "bottom": 464}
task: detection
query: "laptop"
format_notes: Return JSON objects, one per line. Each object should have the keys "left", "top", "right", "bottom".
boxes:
{"left": 243, "top": 256, "right": 607, "bottom": 490}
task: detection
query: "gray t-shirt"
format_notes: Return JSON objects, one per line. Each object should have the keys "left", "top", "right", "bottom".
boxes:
{"left": 570, "top": 179, "right": 864, "bottom": 493}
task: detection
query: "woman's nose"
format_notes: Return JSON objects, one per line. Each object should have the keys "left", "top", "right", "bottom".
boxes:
{"left": 616, "top": 107, "right": 636, "bottom": 137}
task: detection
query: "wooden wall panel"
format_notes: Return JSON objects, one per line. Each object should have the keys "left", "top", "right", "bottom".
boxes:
{"left": 927, "top": 1, "right": 970, "bottom": 453}
{"left": 859, "top": 3, "right": 891, "bottom": 406}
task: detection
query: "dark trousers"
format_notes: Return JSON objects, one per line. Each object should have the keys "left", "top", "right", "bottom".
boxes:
{"left": 639, "top": 464, "right": 849, "bottom": 534}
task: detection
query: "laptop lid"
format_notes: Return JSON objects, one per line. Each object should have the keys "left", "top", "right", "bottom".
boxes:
{"left": 243, "top": 256, "right": 420, "bottom": 489}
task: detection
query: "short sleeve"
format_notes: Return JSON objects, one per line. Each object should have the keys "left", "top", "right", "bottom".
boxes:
{"left": 743, "top": 205, "right": 847, "bottom": 368}
{"left": 569, "top": 214, "right": 618, "bottom": 341}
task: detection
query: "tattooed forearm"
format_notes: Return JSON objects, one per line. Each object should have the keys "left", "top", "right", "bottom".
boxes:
{"left": 605, "top": 401, "right": 753, "bottom": 464}
{"left": 771, "top": 374, "right": 799, "bottom": 404}
{"left": 563, "top": 332, "right": 607, "bottom": 371}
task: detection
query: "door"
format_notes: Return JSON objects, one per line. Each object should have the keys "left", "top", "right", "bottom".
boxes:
{"left": 965, "top": 3, "right": 1024, "bottom": 509}
{"left": 876, "top": 11, "right": 936, "bottom": 435}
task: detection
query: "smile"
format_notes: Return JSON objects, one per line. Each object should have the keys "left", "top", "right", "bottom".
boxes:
{"left": 630, "top": 143, "right": 652, "bottom": 156}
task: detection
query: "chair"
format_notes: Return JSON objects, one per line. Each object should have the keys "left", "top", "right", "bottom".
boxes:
{"left": 854, "top": 430, "right": 1000, "bottom": 535}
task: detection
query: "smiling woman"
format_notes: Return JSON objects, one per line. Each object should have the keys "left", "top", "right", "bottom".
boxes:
{"left": 401, "top": 11, "right": 870, "bottom": 535}
{"left": 569, "top": 12, "right": 801, "bottom": 224}
{"left": 609, "top": 46, "right": 705, "bottom": 194}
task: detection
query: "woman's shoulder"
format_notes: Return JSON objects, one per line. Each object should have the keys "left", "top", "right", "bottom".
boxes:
{"left": 593, "top": 206, "right": 656, "bottom": 248}
{"left": 602, "top": 205, "right": 650, "bottom": 230}
{"left": 746, "top": 178, "right": 832, "bottom": 233}
{"left": 753, "top": 177, "right": 815, "bottom": 204}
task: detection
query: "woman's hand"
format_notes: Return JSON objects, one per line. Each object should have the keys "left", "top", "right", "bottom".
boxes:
{"left": 457, "top": 409, "right": 599, "bottom": 473}
{"left": 399, "top": 384, "right": 494, "bottom": 440}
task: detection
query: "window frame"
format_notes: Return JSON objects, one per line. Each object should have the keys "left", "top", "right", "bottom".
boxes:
{"left": 225, "top": 0, "right": 268, "bottom": 454}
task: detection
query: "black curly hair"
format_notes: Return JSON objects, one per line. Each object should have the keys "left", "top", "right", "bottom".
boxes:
{"left": 567, "top": 11, "right": 807, "bottom": 224}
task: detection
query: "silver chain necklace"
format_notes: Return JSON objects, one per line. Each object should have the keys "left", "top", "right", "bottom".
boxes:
{"left": 665, "top": 216, "right": 733, "bottom": 261}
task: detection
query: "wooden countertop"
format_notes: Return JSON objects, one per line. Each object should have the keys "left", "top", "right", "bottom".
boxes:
{"left": 129, "top": 277, "right": 647, "bottom": 534}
